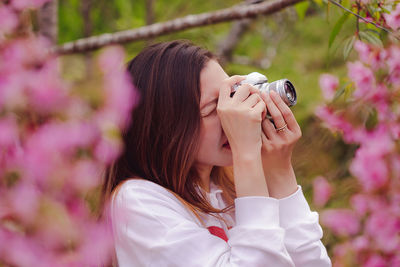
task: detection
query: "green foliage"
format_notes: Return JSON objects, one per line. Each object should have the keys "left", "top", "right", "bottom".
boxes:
{"left": 295, "top": 1, "right": 311, "bottom": 20}
{"left": 328, "top": 12, "right": 349, "bottom": 49}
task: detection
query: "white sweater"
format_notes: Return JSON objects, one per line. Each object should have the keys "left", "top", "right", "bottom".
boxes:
{"left": 111, "top": 179, "right": 331, "bottom": 267}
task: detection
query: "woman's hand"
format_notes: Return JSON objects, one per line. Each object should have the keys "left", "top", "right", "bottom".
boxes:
{"left": 217, "top": 75, "right": 269, "bottom": 197}
{"left": 260, "top": 90, "right": 302, "bottom": 199}
{"left": 217, "top": 76, "right": 266, "bottom": 159}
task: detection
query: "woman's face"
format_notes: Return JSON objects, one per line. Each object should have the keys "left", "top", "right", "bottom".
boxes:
{"left": 195, "top": 59, "right": 233, "bottom": 167}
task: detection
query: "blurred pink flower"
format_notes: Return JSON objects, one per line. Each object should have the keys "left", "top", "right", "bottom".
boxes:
{"left": 354, "top": 41, "right": 387, "bottom": 69}
{"left": 384, "top": 4, "right": 400, "bottom": 30}
{"left": 8, "top": 182, "right": 40, "bottom": 223}
{"left": 321, "top": 209, "right": 360, "bottom": 236}
{"left": 312, "top": 176, "right": 332, "bottom": 207}
{"left": 0, "top": 38, "right": 49, "bottom": 74}
{"left": 350, "top": 194, "right": 369, "bottom": 215}
{"left": 365, "top": 210, "right": 400, "bottom": 253}
{"left": 351, "top": 236, "right": 369, "bottom": 252}
{"left": 350, "top": 147, "right": 389, "bottom": 192}
{"left": 71, "top": 160, "right": 102, "bottom": 191}
{"left": 364, "top": 255, "right": 386, "bottom": 267}
{"left": 11, "top": 0, "right": 50, "bottom": 10}
{"left": 0, "top": 230, "right": 56, "bottom": 267}
{"left": 390, "top": 255, "right": 400, "bottom": 267}
{"left": 347, "top": 61, "right": 376, "bottom": 99}
{"left": 26, "top": 59, "right": 69, "bottom": 114}
{"left": 360, "top": 125, "right": 394, "bottom": 156}
{"left": 0, "top": 6, "right": 18, "bottom": 35}
{"left": 98, "top": 46, "right": 137, "bottom": 129}
{"left": 0, "top": 116, "right": 18, "bottom": 148}
{"left": 354, "top": 41, "right": 371, "bottom": 64}
{"left": 319, "top": 74, "right": 339, "bottom": 101}
{"left": 94, "top": 136, "right": 122, "bottom": 164}
{"left": 314, "top": 106, "right": 357, "bottom": 142}
{"left": 387, "top": 46, "right": 400, "bottom": 86}
{"left": 75, "top": 221, "right": 114, "bottom": 266}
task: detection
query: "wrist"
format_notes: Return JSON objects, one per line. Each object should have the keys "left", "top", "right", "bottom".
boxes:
{"left": 232, "top": 147, "right": 261, "bottom": 163}
{"left": 263, "top": 166, "right": 298, "bottom": 199}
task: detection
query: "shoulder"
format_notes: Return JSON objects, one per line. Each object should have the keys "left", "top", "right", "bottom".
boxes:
{"left": 111, "top": 179, "right": 196, "bottom": 223}
{"left": 113, "top": 179, "right": 176, "bottom": 204}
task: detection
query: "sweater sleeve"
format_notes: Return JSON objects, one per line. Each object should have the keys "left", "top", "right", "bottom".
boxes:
{"left": 112, "top": 182, "right": 295, "bottom": 267}
{"left": 279, "top": 186, "right": 332, "bottom": 267}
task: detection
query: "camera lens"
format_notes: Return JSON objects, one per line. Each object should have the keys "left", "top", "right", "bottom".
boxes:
{"left": 284, "top": 81, "right": 297, "bottom": 106}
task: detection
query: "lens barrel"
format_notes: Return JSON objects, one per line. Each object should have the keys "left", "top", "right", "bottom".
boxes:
{"left": 231, "top": 72, "right": 297, "bottom": 107}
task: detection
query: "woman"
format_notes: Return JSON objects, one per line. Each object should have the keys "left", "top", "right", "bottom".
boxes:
{"left": 102, "top": 40, "right": 331, "bottom": 266}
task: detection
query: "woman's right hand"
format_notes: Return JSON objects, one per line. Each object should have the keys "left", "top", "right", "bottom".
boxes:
{"left": 217, "top": 76, "right": 266, "bottom": 158}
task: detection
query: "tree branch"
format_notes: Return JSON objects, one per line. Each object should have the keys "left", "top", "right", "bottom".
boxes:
{"left": 328, "top": 0, "right": 398, "bottom": 39}
{"left": 38, "top": 0, "right": 58, "bottom": 44}
{"left": 54, "top": 0, "right": 304, "bottom": 54}
{"left": 217, "top": 0, "right": 264, "bottom": 65}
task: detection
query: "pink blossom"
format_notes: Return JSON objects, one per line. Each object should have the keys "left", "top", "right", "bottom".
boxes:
{"left": 0, "top": 7, "right": 18, "bottom": 35}
{"left": 321, "top": 209, "right": 360, "bottom": 236}
{"left": 350, "top": 194, "right": 369, "bottom": 215}
{"left": 350, "top": 147, "right": 389, "bottom": 192}
{"left": 0, "top": 230, "right": 56, "bottom": 266}
{"left": 319, "top": 74, "right": 339, "bottom": 101}
{"left": 354, "top": 41, "right": 371, "bottom": 64}
{"left": 347, "top": 61, "right": 376, "bottom": 99}
{"left": 74, "top": 222, "right": 114, "bottom": 266}
{"left": 312, "top": 176, "right": 333, "bottom": 207}
{"left": 0, "top": 38, "right": 50, "bottom": 74}
{"left": 10, "top": 0, "right": 50, "bottom": 10}
{"left": 8, "top": 182, "right": 40, "bottom": 223}
{"left": 351, "top": 236, "right": 369, "bottom": 252}
{"left": 94, "top": 136, "right": 122, "bottom": 164}
{"left": 0, "top": 74, "right": 27, "bottom": 110}
{"left": 0, "top": 116, "right": 18, "bottom": 148}
{"left": 359, "top": 125, "right": 394, "bottom": 156}
{"left": 390, "top": 255, "right": 400, "bottom": 267}
{"left": 384, "top": 4, "right": 400, "bottom": 30}
{"left": 365, "top": 210, "right": 400, "bottom": 253}
{"left": 314, "top": 106, "right": 357, "bottom": 142}
{"left": 387, "top": 46, "right": 400, "bottom": 86}
{"left": 364, "top": 255, "right": 386, "bottom": 267}
{"left": 354, "top": 41, "right": 387, "bottom": 69}
{"left": 71, "top": 160, "right": 102, "bottom": 191}
{"left": 98, "top": 47, "right": 137, "bottom": 129}
{"left": 98, "top": 46, "right": 126, "bottom": 74}
{"left": 26, "top": 59, "right": 69, "bottom": 114}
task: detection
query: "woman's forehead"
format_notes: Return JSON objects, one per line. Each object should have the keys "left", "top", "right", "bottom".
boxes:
{"left": 200, "top": 60, "right": 229, "bottom": 106}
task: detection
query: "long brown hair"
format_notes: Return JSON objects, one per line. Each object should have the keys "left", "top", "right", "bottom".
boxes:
{"left": 101, "top": 40, "right": 236, "bottom": 225}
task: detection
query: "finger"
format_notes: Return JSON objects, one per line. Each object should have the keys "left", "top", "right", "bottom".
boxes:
{"left": 219, "top": 75, "right": 245, "bottom": 102}
{"left": 243, "top": 93, "right": 262, "bottom": 108}
{"left": 261, "top": 91, "right": 286, "bottom": 129}
{"left": 232, "top": 83, "right": 253, "bottom": 103}
{"left": 253, "top": 100, "right": 266, "bottom": 119}
{"left": 261, "top": 130, "right": 270, "bottom": 144}
{"left": 261, "top": 118, "right": 276, "bottom": 139}
{"left": 248, "top": 85, "right": 261, "bottom": 96}
{"left": 269, "top": 90, "right": 299, "bottom": 131}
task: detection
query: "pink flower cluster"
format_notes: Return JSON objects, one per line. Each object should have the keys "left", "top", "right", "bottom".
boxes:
{"left": 0, "top": 2, "right": 137, "bottom": 266}
{"left": 315, "top": 39, "right": 400, "bottom": 265}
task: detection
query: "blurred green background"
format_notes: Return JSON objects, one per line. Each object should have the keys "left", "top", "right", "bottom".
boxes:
{"left": 59, "top": 0, "right": 364, "bottom": 253}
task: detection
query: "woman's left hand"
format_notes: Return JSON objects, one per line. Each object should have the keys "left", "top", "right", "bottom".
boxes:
{"left": 259, "top": 90, "right": 302, "bottom": 199}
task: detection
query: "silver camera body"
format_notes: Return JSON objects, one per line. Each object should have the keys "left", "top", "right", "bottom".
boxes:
{"left": 232, "top": 72, "right": 297, "bottom": 107}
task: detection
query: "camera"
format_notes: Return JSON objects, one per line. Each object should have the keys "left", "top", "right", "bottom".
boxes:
{"left": 232, "top": 72, "right": 297, "bottom": 107}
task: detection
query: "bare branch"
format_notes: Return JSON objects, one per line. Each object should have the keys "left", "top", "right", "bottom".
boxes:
{"left": 38, "top": 0, "right": 58, "bottom": 43}
{"left": 54, "top": 0, "right": 304, "bottom": 54}
{"left": 217, "top": 0, "right": 264, "bottom": 65}
{"left": 145, "top": 0, "right": 156, "bottom": 46}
